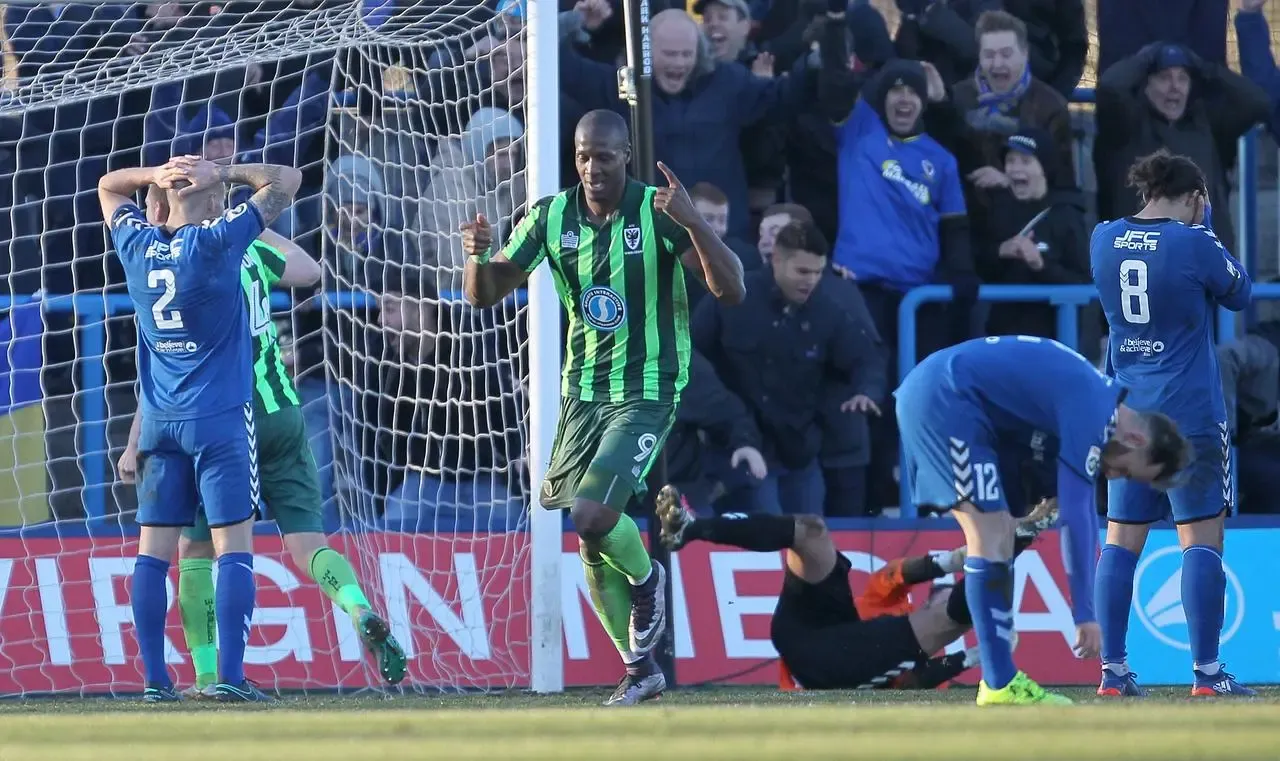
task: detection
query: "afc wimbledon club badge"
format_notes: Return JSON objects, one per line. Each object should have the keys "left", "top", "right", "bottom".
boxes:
{"left": 623, "top": 224, "right": 642, "bottom": 253}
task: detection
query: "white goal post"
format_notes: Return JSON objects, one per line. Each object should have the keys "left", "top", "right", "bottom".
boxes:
{"left": 0, "top": 0, "right": 565, "bottom": 695}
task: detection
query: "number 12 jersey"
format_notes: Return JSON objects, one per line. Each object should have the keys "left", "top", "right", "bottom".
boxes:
{"left": 1091, "top": 216, "right": 1251, "bottom": 436}
{"left": 109, "top": 202, "right": 266, "bottom": 421}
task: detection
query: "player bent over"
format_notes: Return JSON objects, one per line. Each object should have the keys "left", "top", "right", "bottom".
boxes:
{"left": 1091, "top": 151, "right": 1254, "bottom": 697}
{"left": 657, "top": 487, "right": 1058, "bottom": 690}
{"left": 99, "top": 156, "right": 301, "bottom": 702}
{"left": 117, "top": 186, "right": 406, "bottom": 698}
{"left": 460, "top": 110, "right": 746, "bottom": 705}
{"left": 896, "top": 335, "right": 1191, "bottom": 706}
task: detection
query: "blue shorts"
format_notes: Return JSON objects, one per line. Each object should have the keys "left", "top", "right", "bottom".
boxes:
{"left": 896, "top": 381, "right": 1008, "bottom": 514}
{"left": 136, "top": 404, "right": 261, "bottom": 528}
{"left": 1107, "top": 424, "right": 1230, "bottom": 525}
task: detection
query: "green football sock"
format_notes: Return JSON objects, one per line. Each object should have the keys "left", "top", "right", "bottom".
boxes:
{"left": 177, "top": 558, "right": 218, "bottom": 689}
{"left": 580, "top": 545, "right": 633, "bottom": 659}
{"left": 598, "top": 513, "right": 653, "bottom": 584}
{"left": 309, "top": 547, "right": 372, "bottom": 615}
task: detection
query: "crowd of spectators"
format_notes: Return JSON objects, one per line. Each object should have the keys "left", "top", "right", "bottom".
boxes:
{"left": 6, "top": 0, "right": 1280, "bottom": 528}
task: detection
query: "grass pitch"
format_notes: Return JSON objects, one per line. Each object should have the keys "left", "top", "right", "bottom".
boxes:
{"left": 4, "top": 686, "right": 1280, "bottom": 761}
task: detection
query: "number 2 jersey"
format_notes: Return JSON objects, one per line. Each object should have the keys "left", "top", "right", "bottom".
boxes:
{"left": 1091, "top": 217, "right": 1251, "bottom": 436}
{"left": 109, "top": 202, "right": 267, "bottom": 420}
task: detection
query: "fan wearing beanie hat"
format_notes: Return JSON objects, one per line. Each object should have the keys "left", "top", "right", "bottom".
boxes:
{"left": 971, "top": 125, "right": 1090, "bottom": 339}
{"left": 1092, "top": 39, "right": 1269, "bottom": 257}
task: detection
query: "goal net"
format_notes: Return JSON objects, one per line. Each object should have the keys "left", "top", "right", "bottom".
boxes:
{"left": 0, "top": 0, "right": 562, "bottom": 696}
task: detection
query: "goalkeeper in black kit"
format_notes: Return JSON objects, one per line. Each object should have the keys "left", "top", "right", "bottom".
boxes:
{"left": 655, "top": 486, "right": 1059, "bottom": 689}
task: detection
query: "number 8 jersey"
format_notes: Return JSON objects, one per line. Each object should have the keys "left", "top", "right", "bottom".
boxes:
{"left": 1091, "top": 216, "right": 1251, "bottom": 436}
{"left": 110, "top": 202, "right": 265, "bottom": 420}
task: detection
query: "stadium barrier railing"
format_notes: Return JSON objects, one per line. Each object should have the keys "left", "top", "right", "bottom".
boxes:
{"left": 14, "top": 288, "right": 528, "bottom": 531}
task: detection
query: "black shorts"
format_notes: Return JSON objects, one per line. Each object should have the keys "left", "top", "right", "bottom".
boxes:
{"left": 771, "top": 554, "right": 928, "bottom": 689}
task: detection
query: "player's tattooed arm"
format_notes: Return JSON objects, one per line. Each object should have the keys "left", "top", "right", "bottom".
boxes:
{"left": 217, "top": 163, "right": 303, "bottom": 225}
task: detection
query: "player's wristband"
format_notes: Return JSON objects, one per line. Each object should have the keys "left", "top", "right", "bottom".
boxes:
{"left": 475, "top": 246, "right": 493, "bottom": 265}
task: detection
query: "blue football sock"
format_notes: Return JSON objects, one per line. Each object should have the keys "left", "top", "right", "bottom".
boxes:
{"left": 215, "top": 552, "right": 256, "bottom": 685}
{"left": 1182, "top": 545, "right": 1225, "bottom": 672}
{"left": 131, "top": 554, "right": 172, "bottom": 687}
{"left": 1095, "top": 544, "right": 1139, "bottom": 666}
{"left": 964, "top": 557, "right": 1017, "bottom": 690}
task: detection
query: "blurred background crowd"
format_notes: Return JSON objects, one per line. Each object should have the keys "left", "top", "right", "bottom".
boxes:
{"left": 3, "top": 0, "right": 1280, "bottom": 531}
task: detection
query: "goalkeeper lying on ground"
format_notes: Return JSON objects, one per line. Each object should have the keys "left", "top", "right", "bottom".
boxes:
{"left": 656, "top": 486, "right": 1058, "bottom": 689}
{"left": 118, "top": 184, "right": 406, "bottom": 696}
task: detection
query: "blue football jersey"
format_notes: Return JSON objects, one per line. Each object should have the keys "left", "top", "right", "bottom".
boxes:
{"left": 833, "top": 99, "right": 966, "bottom": 291}
{"left": 109, "top": 202, "right": 266, "bottom": 420}
{"left": 1091, "top": 217, "right": 1251, "bottom": 436}
{"left": 926, "top": 336, "right": 1124, "bottom": 481}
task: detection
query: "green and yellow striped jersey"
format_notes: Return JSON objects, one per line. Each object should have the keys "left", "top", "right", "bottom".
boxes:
{"left": 502, "top": 181, "right": 694, "bottom": 404}
{"left": 241, "top": 240, "right": 300, "bottom": 414}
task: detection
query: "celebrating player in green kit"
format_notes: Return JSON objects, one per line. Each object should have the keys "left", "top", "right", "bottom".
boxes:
{"left": 119, "top": 181, "right": 406, "bottom": 697}
{"left": 460, "top": 110, "right": 746, "bottom": 706}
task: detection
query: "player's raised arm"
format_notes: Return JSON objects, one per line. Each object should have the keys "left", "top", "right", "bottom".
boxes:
{"left": 462, "top": 209, "right": 540, "bottom": 309}
{"left": 205, "top": 161, "right": 303, "bottom": 227}
{"left": 1191, "top": 224, "right": 1253, "bottom": 312}
{"left": 654, "top": 162, "right": 746, "bottom": 305}
{"left": 257, "top": 228, "right": 322, "bottom": 288}
{"left": 98, "top": 163, "right": 178, "bottom": 224}
{"left": 1054, "top": 461, "right": 1101, "bottom": 654}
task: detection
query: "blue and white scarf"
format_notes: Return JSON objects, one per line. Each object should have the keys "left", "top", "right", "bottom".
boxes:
{"left": 975, "top": 65, "right": 1032, "bottom": 116}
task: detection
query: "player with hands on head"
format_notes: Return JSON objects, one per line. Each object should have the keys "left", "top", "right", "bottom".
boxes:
{"left": 99, "top": 155, "right": 300, "bottom": 703}
{"left": 117, "top": 183, "right": 407, "bottom": 699}
{"left": 896, "top": 334, "right": 1192, "bottom": 706}
{"left": 1091, "top": 150, "right": 1254, "bottom": 698}
{"left": 461, "top": 109, "right": 745, "bottom": 706}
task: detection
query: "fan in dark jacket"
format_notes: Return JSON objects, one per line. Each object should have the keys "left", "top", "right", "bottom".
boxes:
{"left": 929, "top": 9, "right": 1075, "bottom": 202}
{"left": 974, "top": 128, "right": 1089, "bottom": 339}
{"left": 1094, "top": 42, "right": 1269, "bottom": 257}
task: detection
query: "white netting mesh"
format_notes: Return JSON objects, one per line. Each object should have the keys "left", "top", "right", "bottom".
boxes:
{"left": 0, "top": 0, "right": 535, "bottom": 695}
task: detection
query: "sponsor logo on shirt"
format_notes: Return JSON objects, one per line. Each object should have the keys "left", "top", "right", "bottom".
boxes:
{"left": 581, "top": 286, "right": 625, "bottom": 332}
{"left": 880, "top": 160, "right": 931, "bottom": 205}
{"left": 1118, "top": 337, "right": 1166, "bottom": 356}
{"left": 145, "top": 241, "right": 179, "bottom": 261}
{"left": 154, "top": 339, "right": 198, "bottom": 354}
{"left": 1113, "top": 230, "right": 1160, "bottom": 251}
{"left": 560, "top": 230, "right": 580, "bottom": 251}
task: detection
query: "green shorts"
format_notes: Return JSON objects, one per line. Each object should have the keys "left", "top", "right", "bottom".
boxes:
{"left": 540, "top": 396, "right": 676, "bottom": 512}
{"left": 184, "top": 404, "right": 324, "bottom": 541}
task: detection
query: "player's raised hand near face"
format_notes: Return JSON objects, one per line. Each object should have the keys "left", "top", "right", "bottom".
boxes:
{"left": 653, "top": 161, "right": 701, "bottom": 229}
{"left": 170, "top": 155, "right": 222, "bottom": 197}
{"left": 460, "top": 213, "right": 493, "bottom": 257}
{"left": 152, "top": 156, "right": 196, "bottom": 190}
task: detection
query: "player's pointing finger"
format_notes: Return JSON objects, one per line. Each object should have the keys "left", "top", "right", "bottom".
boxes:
{"left": 656, "top": 161, "right": 680, "bottom": 188}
